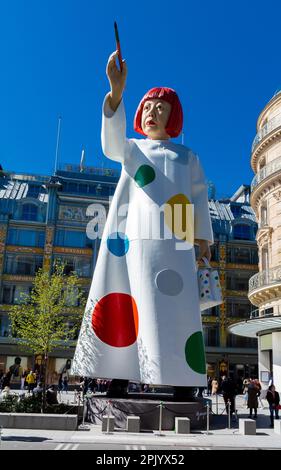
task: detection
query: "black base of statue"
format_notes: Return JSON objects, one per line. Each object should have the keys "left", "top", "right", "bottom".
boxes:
{"left": 106, "top": 381, "right": 198, "bottom": 401}
{"left": 86, "top": 395, "right": 210, "bottom": 431}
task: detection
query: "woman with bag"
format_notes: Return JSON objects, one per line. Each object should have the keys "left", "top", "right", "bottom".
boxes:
{"left": 266, "top": 384, "right": 280, "bottom": 427}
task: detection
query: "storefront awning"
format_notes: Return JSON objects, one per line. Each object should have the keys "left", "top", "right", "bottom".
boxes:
{"left": 229, "top": 316, "right": 281, "bottom": 338}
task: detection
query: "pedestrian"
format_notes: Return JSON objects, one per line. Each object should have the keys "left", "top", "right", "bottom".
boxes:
{"left": 266, "top": 384, "right": 280, "bottom": 427}
{"left": 26, "top": 370, "right": 36, "bottom": 393}
{"left": 62, "top": 375, "right": 68, "bottom": 393}
{"left": 57, "top": 375, "right": 63, "bottom": 394}
{"left": 211, "top": 377, "right": 219, "bottom": 395}
{"left": 46, "top": 384, "right": 58, "bottom": 405}
{"left": 247, "top": 379, "right": 260, "bottom": 419}
{"left": 221, "top": 376, "right": 236, "bottom": 418}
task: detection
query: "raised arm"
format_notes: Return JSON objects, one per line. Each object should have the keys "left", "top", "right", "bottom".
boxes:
{"left": 101, "top": 52, "right": 128, "bottom": 163}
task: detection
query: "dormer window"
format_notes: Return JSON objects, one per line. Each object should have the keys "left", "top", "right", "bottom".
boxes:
{"left": 233, "top": 224, "right": 251, "bottom": 240}
{"left": 21, "top": 203, "right": 38, "bottom": 221}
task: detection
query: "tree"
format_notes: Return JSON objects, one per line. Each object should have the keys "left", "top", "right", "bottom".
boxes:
{"left": 9, "top": 262, "right": 85, "bottom": 411}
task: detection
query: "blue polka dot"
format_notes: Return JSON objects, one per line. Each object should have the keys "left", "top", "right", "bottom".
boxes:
{"left": 107, "top": 233, "right": 129, "bottom": 257}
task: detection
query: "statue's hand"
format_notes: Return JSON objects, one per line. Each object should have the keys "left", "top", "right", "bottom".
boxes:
{"left": 106, "top": 51, "right": 127, "bottom": 111}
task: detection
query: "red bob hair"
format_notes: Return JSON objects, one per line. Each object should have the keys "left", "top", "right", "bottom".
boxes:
{"left": 133, "top": 87, "right": 183, "bottom": 138}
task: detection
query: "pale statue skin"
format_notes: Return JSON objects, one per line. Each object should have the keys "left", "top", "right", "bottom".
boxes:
{"left": 106, "top": 51, "right": 211, "bottom": 262}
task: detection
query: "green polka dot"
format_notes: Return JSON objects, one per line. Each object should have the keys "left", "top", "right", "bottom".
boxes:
{"left": 185, "top": 331, "right": 206, "bottom": 374}
{"left": 134, "top": 165, "right": 155, "bottom": 187}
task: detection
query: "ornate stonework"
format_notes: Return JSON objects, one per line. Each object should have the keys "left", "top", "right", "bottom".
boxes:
{"left": 53, "top": 247, "right": 92, "bottom": 256}
{"left": 2, "top": 274, "right": 35, "bottom": 282}
{"left": 273, "top": 190, "right": 281, "bottom": 201}
{"left": 0, "top": 224, "right": 7, "bottom": 252}
{"left": 58, "top": 205, "right": 90, "bottom": 222}
{"left": 6, "top": 245, "right": 44, "bottom": 254}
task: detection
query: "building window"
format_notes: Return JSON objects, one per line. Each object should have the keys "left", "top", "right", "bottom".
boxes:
{"left": 226, "top": 272, "right": 251, "bottom": 291}
{"left": 210, "top": 244, "right": 219, "bottom": 261}
{"left": 260, "top": 205, "right": 268, "bottom": 226}
{"left": 7, "top": 229, "right": 45, "bottom": 248}
{"left": 0, "top": 315, "right": 11, "bottom": 337}
{"left": 203, "top": 325, "right": 219, "bottom": 347}
{"left": 4, "top": 255, "right": 43, "bottom": 275}
{"left": 261, "top": 247, "right": 269, "bottom": 271}
{"left": 21, "top": 203, "right": 38, "bottom": 221}
{"left": 27, "top": 184, "right": 41, "bottom": 198}
{"left": 227, "top": 334, "right": 257, "bottom": 348}
{"left": 233, "top": 224, "right": 251, "bottom": 240}
{"left": 202, "top": 306, "right": 220, "bottom": 316}
{"left": 226, "top": 300, "right": 252, "bottom": 318}
{"left": 53, "top": 256, "right": 92, "bottom": 278}
{"left": 55, "top": 229, "right": 91, "bottom": 248}
{"left": 227, "top": 246, "right": 258, "bottom": 264}
{"left": 231, "top": 204, "right": 242, "bottom": 217}
{"left": 1, "top": 284, "right": 32, "bottom": 304}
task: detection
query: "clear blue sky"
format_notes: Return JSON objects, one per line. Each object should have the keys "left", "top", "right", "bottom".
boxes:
{"left": 1, "top": 0, "right": 280, "bottom": 198}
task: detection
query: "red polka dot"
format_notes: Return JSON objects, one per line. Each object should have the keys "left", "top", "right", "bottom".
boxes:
{"left": 92, "top": 293, "right": 139, "bottom": 347}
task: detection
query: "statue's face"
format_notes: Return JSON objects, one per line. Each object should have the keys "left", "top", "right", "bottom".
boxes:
{"left": 141, "top": 99, "right": 171, "bottom": 140}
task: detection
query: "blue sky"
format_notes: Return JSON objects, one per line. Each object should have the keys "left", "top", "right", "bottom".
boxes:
{"left": 0, "top": 0, "right": 280, "bottom": 198}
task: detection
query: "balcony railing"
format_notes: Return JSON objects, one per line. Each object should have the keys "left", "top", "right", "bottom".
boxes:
{"left": 249, "top": 266, "right": 281, "bottom": 293}
{"left": 250, "top": 306, "right": 281, "bottom": 319}
{"left": 251, "top": 155, "right": 281, "bottom": 190}
{"left": 252, "top": 113, "right": 281, "bottom": 152}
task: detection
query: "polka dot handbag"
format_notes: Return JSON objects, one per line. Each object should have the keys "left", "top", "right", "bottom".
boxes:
{"left": 198, "top": 257, "right": 223, "bottom": 311}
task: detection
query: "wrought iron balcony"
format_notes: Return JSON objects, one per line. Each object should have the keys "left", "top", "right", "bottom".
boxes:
{"left": 252, "top": 113, "right": 281, "bottom": 153}
{"left": 249, "top": 266, "right": 281, "bottom": 293}
{"left": 249, "top": 307, "right": 280, "bottom": 319}
{"left": 251, "top": 155, "right": 281, "bottom": 191}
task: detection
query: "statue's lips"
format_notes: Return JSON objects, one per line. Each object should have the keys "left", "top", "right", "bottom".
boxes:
{"left": 146, "top": 120, "right": 156, "bottom": 126}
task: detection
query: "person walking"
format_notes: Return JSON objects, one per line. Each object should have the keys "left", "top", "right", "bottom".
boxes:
{"left": 266, "top": 384, "right": 280, "bottom": 427}
{"left": 221, "top": 376, "right": 236, "bottom": 418}
{"left": 247, "top": 379, "right": 260, "bottom": 419}
{"left": 62, "top": 375, "right": 68, "bottom": 393}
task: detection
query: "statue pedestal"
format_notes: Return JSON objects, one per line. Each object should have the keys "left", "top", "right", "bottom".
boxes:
{"left": 86, "top": 394, "right": 211, "bottom": 431}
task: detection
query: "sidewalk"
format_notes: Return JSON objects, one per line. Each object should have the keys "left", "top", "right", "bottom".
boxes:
{"left": 1, "top": 394, "right": 281, "bottom": 449}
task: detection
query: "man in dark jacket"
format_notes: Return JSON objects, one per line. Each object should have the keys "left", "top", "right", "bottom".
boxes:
{"left": 221, "top": 376, "right": 237, "bottom": 416}
{"left": 266, "top": 384, "right": 280, "bottom": 427}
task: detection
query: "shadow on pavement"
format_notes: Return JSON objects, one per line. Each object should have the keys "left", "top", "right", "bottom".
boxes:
{"left": 2, "top": 436, "right": 52, "bottom": 442}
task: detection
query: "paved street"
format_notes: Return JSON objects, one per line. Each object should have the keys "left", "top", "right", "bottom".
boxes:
{"left": 0, "top": 393, "right": 281, "bottom": 450}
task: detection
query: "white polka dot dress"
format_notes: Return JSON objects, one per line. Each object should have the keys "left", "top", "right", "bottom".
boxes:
{"left": 71, "top": 97, "right": 213, "bottom": 386}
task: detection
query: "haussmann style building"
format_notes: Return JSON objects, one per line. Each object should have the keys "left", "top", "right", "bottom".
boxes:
{"left": 230, "top": 90, "right": 281, "bottom": 392}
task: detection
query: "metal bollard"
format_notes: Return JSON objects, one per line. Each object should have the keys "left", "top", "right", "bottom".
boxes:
{"left": 206, "top": 402, "right": 210, "bottom": 435}
{"left": 227, "top": 399, "right": 231, "bottom": 429}
{"left": 106, "top": 400, "right": 112, "bottom": 434}
{"left": 0, "top": 425, "right": 2, "bottom": 446}
{"left": 158, "top": 401, "right": 164, "bottom": 436}
{"left": 78, "top": 392, "right": 90, "bottom": 430}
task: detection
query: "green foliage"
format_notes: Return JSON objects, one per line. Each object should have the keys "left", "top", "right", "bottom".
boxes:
{"left": 0, "top": 394, "right": 19, "bottom": 412}
{"left": 0, "top": 394, "right": 77, "bottom": 414}
{"left": 8, "top": 261, "right": 85, "bottom": 356}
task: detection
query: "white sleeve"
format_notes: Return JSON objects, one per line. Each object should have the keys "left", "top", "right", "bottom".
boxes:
{"left": 101, "top": 94, "right": 128, "bottom": 163}
{"left": 191, "top": 153, "right": 214, "bottom": 244}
